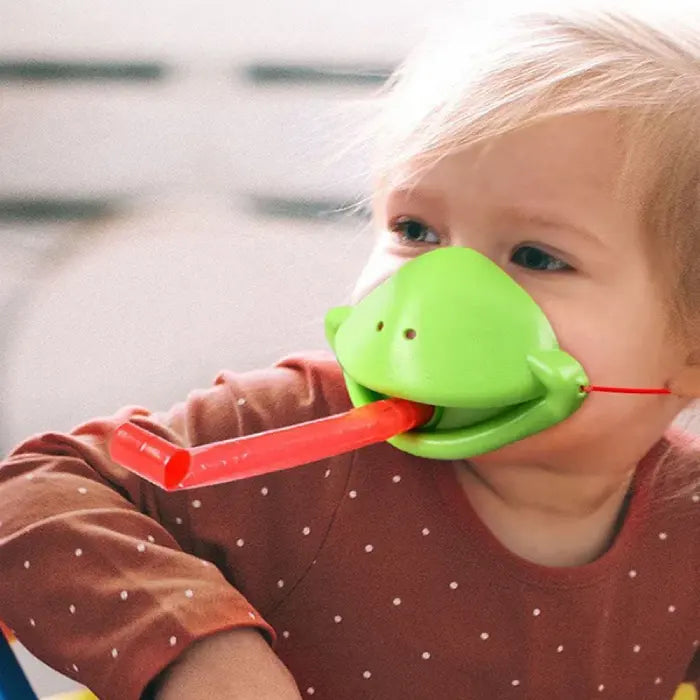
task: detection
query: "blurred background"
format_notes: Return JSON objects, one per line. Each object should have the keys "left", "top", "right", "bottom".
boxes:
{"left": 0, "top": 0, "right": 466, "bottom": 694}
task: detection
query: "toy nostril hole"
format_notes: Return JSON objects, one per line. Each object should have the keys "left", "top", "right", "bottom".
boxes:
{"left": 376, "top": 321, "right": 384, "bottom": 331}
{"left": 404, "top": 328, "right": 417, "bottom": 340}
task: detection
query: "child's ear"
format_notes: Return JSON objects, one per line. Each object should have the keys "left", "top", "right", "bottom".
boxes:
{"left": 667, "top": 350, "right": 700, "bottom": 398}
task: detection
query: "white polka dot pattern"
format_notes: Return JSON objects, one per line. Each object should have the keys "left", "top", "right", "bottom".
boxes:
{"left": 0, "top": 349, "right": 695, "bottom": 700}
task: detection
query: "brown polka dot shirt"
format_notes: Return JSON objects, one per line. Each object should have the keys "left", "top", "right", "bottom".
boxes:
{"left": 0, "top": 352, "right": 699, "bottom": 699}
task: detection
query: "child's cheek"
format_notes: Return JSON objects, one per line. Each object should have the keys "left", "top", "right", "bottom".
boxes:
{"left": 351, "top": 248, "right": 408, "bottom": 304}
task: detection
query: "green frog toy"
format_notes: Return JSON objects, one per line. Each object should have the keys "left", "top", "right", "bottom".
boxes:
{"left": 325, "top": 246, "right": 589, "bottom": 460}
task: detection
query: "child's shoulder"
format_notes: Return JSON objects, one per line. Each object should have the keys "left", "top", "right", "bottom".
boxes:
{"left": 662, "top": 427, "right": 700, "bottom": 485}
{"left": 645, "top": 427, "right": 700, "bottom": 525}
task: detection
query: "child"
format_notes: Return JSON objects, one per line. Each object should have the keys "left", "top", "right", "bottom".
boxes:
{"left": 2, "top": 2, "right": 700, "bottom": 698}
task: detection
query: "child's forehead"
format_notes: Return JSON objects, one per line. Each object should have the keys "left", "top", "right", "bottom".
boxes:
{"left": 383, "top": 113, "right": 642, "bottom": 213}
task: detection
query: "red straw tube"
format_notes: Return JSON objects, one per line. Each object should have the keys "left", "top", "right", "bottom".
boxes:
{"left": 109, "top": 423, "right": 191, "bottom": 488}
{"left": 109, "top": 398, "right": 434, "bottom": 491}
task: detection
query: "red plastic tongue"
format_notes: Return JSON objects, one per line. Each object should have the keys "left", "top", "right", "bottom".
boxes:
{"left": 109, "top": 382, "right": 672, "bottom": 491}
{"left": 109, "top": 398, "right": 434, "bottom": 491}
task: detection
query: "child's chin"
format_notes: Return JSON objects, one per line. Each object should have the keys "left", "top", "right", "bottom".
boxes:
{"left": 469, "top": 425, "right": 573, "bottom": 468}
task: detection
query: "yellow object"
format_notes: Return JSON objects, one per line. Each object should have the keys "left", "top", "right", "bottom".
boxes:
{"left": 672, "top": 682, "right": 699, "bottom": 700}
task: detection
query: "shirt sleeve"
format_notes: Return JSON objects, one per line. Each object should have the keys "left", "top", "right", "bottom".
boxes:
{"left": 0, "top": 351, "right": 346, "bottom": 700}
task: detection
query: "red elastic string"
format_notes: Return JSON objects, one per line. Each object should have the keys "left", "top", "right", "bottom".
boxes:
{"left": 581, "top": 385, "right": 671, "bottom": 395}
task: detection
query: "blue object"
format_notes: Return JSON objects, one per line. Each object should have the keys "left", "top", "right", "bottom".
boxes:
{"left": 0, "top": 633, "right": 37, "bottom": 700}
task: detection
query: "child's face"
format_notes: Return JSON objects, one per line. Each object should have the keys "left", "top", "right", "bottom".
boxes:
{"left": 354, "top": 112, "right": 690, "bottom": 471}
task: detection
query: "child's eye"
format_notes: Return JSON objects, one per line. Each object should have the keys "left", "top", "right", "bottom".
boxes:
{"left": 389, "top": 217, "right": 441, "bottom": 245}
{"left": 511, "top": 245, "right": 573, "bottom": 272}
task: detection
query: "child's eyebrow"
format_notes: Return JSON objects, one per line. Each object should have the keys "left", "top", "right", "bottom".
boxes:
{"left": 494, "top": 205, "right": 606, "bottom": 248}
{"left": 384, "top": 186, "right": 446, "bottom": 215}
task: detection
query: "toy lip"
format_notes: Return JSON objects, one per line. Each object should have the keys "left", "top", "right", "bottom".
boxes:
{"left": 342, "top": 371, "right": 546, "bottom": 460}
{"left": 408, "top": 402, "right": 531, "bottom": 437}
{"left": 345, "top": 376, "right": 520, "bottom": 435}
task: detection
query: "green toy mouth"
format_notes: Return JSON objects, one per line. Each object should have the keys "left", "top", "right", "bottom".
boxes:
{"left": 343, "top": 373, "right": 541, "bottom": 460}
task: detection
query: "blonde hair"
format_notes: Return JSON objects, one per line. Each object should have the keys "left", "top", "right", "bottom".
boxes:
{"left": 368, "top": 0, "right": 700, "bottom": 337}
